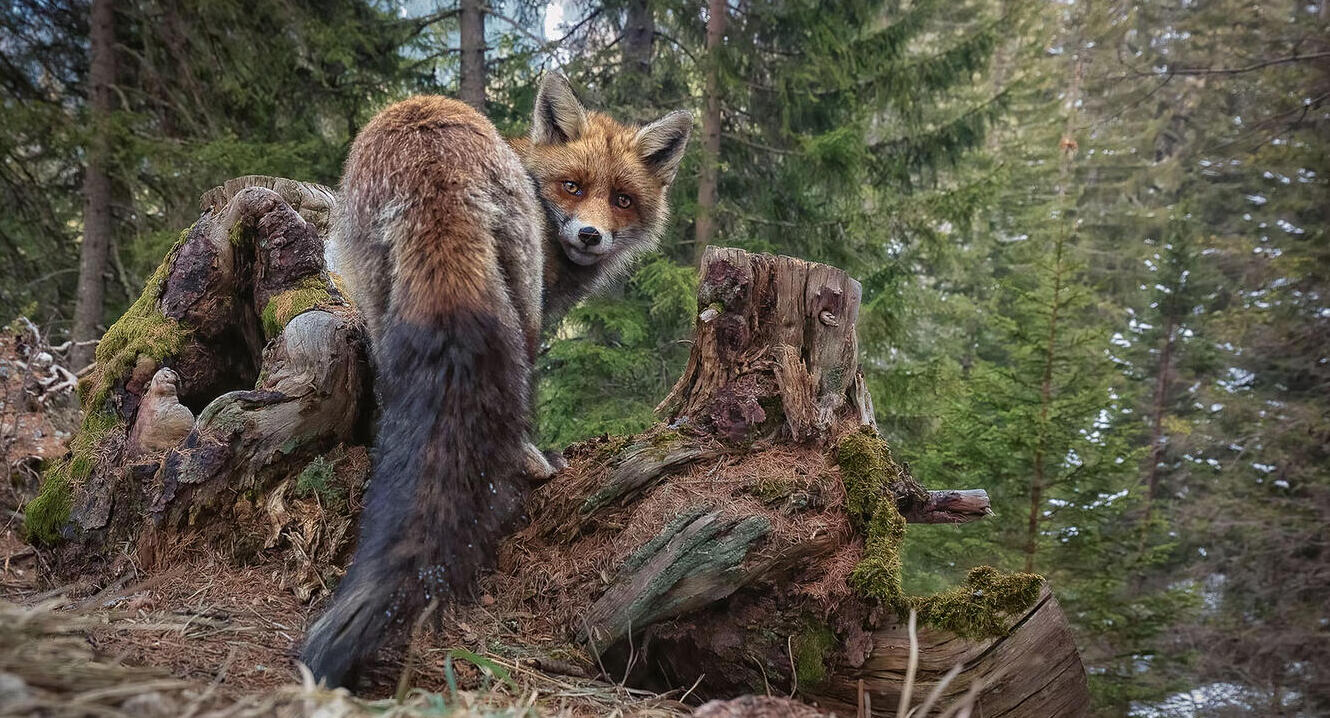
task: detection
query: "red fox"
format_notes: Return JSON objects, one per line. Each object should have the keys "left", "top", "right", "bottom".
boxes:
{"left": 300, "top": 74, "right": 691, "bottom": 686}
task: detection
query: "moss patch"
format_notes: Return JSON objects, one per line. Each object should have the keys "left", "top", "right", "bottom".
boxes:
{"left": 294, "top": 455, "right": 346, "bottom": 512}
{"left": 30, "top": 224, "right": 197, "bottom": 544}
{"left": 913, "top": 566, "right": 1043, "bottom": 639}
{"left": 23, "top": 411, "right": 119, "bottom": 544}
{"left": 848, "top": 489, "right": 908, "bottom": 605}
{"left": 261, "top": 277, "right": 332, "bottom": 339}
{"left": 227, "top": 220, "right": 251, "bottom": 248}
{"left": 837, "top": 426, "right": 915, "bottom": 530}
{"left": 837, "top": 428, "right": 1042, "bottom": 639}
{"left": 792, "top": 620, "right": 837, "bottom": 688}
{"left": 81, "top": 226, "right": 192, "bottom": 414}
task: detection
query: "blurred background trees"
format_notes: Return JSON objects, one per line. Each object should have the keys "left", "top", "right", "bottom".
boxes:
{"left": 2, "top": 0, "right": 1326, "bottom": 714}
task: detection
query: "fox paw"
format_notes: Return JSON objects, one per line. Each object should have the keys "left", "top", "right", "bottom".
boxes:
{"left": 522, "top": 441, "right": 564, "bottom": 483}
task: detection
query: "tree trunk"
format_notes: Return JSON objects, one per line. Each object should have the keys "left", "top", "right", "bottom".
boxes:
{"left": 693, "top": 0, "right": 727, "bottom": 259}
{"left": 459, "top": 0, "right": 486, "bottom": 112}
{"left": 1027, "top": 9, "right": 1087, "bottom": 575}
{"left": 71, "top": 0, "right": 116, "bottom": 370}
{"left": 622, "top": 0, "right": 654, "bottom": 78}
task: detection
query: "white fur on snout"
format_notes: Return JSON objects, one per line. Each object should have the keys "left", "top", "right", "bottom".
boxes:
{"left": 559, "top": 220, "right": 613, "bottom": 266}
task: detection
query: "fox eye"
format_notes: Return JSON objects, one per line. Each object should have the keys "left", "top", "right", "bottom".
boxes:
{"left": 562, "top": 180, "right": 583, "bottom": 196}
{"left": 614, "top": 193, "right": 633, "bottom": 209}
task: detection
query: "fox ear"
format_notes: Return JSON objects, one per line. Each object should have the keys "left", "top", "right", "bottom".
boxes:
{"left": 532, "top": 73, "right": 588, "bottom": 145}
{"left": 636, "top": 110, "right": 692, "bottom": 185}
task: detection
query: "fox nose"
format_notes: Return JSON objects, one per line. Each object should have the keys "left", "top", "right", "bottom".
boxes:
{"left": 578, "top": 226, "right": 602, "bottom": 247}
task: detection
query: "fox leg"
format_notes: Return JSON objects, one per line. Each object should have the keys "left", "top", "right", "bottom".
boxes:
{"left": 522, "top": 441, "right": 557, "bottom": 481}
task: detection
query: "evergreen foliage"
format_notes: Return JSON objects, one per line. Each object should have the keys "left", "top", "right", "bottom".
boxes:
{"left": 4, "top": 0, "right": 1327, "bottom": 712}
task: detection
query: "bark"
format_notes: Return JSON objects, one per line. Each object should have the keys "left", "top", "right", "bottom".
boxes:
{"left": 622, "top": 0, "right": 654, "bottom": 78}
{"left": 1143, "top": 315, "right": 1175, "bottom": 503}
{"left": 459, "top": 0, "right": 486, "bottom": 112}
{"left": 71, "top": 0, "right": 116, "bottom": 370}
{"left": 657, "top": 247, "right": 868, "bottom": 443}
{"left": 483, "top": 248, "right": 1079, "bottom": 714}
{"left": 811, "top": 588, "right": 1089, "bottom": 717}
{"left": 693, "top": 0, "right": 727, "bottom": 259}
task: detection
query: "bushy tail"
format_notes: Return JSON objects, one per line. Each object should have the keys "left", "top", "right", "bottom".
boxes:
{"left": 300, "top": 304, "right": 530, "bottom": 687}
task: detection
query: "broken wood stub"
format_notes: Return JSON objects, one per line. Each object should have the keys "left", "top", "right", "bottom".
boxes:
{"left": 658, "top": 247, "right": 867, "bottom": 443}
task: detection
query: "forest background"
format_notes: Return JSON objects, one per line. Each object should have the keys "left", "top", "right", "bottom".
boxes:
{"left": 1, "top": 0, "right": 1326, "bottom": 715}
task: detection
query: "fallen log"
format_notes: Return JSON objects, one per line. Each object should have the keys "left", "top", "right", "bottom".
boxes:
{"left": 23, "top": 178, "right": 1089, "bottom": 716}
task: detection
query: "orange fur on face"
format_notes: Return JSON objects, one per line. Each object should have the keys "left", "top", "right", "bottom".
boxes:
{"left": 513, "top": 116, "right": 673, "bottom": 246}
{"left": 517, "top": 114, "right": 668, "bottom": 240}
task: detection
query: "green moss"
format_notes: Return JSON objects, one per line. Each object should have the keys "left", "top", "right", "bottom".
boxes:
{"left": 295, "top": 455, "right": 345, "bottom": 511}
{"left": 81, "top": 225, "right": 193, "bottom": 414}
{"left": 836, "top": 426, "right": 909, "bottom": 530}
{"left": 29, "top": 224, "right": 198, "bottom": 544}
{"left": 228, "top": 220, "right": 250, "bottom": 248}
{"left": 837, "top": 428, "right": 1042, "bottom": 639}
{"left": 750, "top": 476, "right": 793, "bottom": 502}
{"left": 261, "top": 276, "right": 332, "bottom": 339}
{"left": 912, "top": 566, "right": 1044, "bottom": 639}
{"left": 848, "top": 494, "right": 908, "bottom": 605}
{"left": 24, "top": 411, "right": 119, "bottom": 544}
{"left": 792, "top": 621, "right": 837, "bottom": 688}
{"left": 648, "top": 428, "right": 682, "bottom": 448}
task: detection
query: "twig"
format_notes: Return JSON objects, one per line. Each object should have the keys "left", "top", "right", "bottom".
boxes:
{"left": 396, "top": 598, "right": 440, "bottom": 702}
{"left": 678, "top": 672, "right": 706, "bottom": 704}
{"left": 897, "top": 610, "right": 918, "bottom": 718}
{"left": 787, "top": 634, "right": 797, "bottom": 697}
{"left": 910, "top": 663, "right": 964, "bottom": 718}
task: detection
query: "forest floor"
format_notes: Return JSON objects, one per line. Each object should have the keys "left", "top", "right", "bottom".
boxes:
{"left": 0, "top": 519, "right": 694, "bottom": 717}
{"left": 0, "top": 331, "right": 698, "bottom": 717}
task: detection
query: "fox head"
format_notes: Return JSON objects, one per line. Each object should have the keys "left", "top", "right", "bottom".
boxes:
{"left": 517, "top": 74, "right": 692, "bottom": 273}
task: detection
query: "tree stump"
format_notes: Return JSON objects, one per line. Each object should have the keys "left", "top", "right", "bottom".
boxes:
{"left": 657, "top": 247, "right": 874, "bottom": 441}
{"left": 477, "top": 247, "right": 1090, "bottom": 715}
{"left": 25, "top": 181, "right": 1089, "bottom": 716}
{"left": 25, "top": 176, "right": 373, "bottom": 600}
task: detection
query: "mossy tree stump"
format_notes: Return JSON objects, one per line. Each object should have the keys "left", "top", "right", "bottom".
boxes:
{"left": 27, "top": 176, "right": 372, "bottom": 596}
{"left": 489, "top": 247, "right": 1090, "bottom": 715}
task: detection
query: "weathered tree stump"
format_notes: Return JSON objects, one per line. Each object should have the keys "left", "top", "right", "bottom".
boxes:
{"left": 479, "top": 247, "right": 1089, "bottom": 715}
{"left": 26, "top": 180, "right": 1089, "bottom": 716}
{"left": 658, "top": 247, "right": 872, "bottom": 442}
{"left": 26, "top": 176, "right": 372, "bottom": 599}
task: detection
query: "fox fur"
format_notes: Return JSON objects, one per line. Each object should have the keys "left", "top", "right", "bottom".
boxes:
{"left": 300, "top": 74, "right": 691, "bottom": 687}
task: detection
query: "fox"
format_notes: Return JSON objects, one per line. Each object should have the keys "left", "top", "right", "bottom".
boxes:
{"left": 300, "top": 73, "right": 691, "bottom": 687}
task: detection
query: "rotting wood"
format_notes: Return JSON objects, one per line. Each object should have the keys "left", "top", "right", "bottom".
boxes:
{"left": 34, "top": 176, "right": 370, "bottom": 579}
{"left": 656, "top": 247, "right": 865, "bottom": 445}
{"left": 807, "top": 588, "right": 1089, "bottom": 717}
